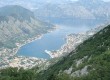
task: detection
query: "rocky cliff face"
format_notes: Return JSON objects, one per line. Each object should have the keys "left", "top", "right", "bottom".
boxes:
{"left": 0, "top": 5, "right": 53, "bottom": 49}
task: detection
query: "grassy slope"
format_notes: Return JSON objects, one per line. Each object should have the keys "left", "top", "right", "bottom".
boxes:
{"left": 36, "top": 25, "right": 110, "bottom": 80}
{"left": 0, "top": 25, "right": 110, "bottom": 80}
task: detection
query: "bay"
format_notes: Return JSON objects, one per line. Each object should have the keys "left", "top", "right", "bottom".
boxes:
{"left": 17, "top": 19, "right": 108, "bottom": 59}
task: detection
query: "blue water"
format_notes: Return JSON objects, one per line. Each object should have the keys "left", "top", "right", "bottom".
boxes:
{"left": 17, "top": 19, "right": 108, "bottom": 59}
{"left": 17, "top": 25, "right": 91, "bottom": 59}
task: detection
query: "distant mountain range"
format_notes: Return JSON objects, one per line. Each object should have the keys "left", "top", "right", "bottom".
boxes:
{"left": 0, "top": 1, "right": 110, "bottom": 80}
{"left": 0, "top": 5, "right": 53, "bottom": 49}
{"left": 0, "top": 5, "right": 35, "bottom": 22}
{"left": 1, "top": 16, "right": 110, "bottom": 80}
{"left": 34, "top": 0, "right": 110, "bottom": 22}
{"left": 0, "top": 0, "right": 110, "bottom": 24}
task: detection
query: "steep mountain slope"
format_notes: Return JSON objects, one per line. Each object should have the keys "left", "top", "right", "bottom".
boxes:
{"left": 34, "top": 0, "right": 110, "bottom": 23}
{"left": 0, "top": 0, "right": 109, "bottom": 25}
{"left": 36, "top": 24, "right": 110, "bottom": 80}
{"left": 0, "top": 5, "right": 53, "bottom": 49}
{"left": 46, "top": 25, "right": 106, "bottom": 58}
{"left": 34, "top": 3, "right": 95, "bottom": 20}
{"left": 0, "top": 5, "right": 34, "bottom": 21}
{"left": 0, "top": 21, "right": 110, "bottom": 80}
{"left": 0, "top": 5, "right": 54, "bottom": 70}
{"left": 78, "top": 0, "right": 110, "bottom": 19}
{"left": 0, "top": 0, "right": 110, "bottom": 20}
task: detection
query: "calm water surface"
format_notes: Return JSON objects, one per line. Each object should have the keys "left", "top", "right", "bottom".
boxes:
{"left": 17, "top": 19, "right": 108, "bottom": 59}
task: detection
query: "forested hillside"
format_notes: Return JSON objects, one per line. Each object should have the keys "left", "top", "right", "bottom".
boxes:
{"left": 37, "top": 24, "right": 110, "bottom": 80}
{"left": 0, "top": 25, "right": 110, "bottom": 80}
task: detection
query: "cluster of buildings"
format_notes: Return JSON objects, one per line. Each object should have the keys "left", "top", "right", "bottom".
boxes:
{"left": 46, "top": 32, "right": 95, "bottom": 58}
{"left": 0, "top": 34, "right": 46, "bottom": 69}
{"left": 0, "top": 53, "right": 46, "bottom": 69}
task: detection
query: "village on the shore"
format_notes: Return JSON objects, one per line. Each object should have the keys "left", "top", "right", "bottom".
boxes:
{"left": 0, "top": 25, "right": 98, "bottom": 69}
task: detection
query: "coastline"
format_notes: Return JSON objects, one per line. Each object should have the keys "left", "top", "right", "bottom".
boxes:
{"left": 13, "top": 26, "right": 58, "bottom": 58}
{"left": 0, "top": 26, "right": 58, "bottom": 69}
{"left": 14, "top": 34, "right": 43, "bottom": 55}
{"left": 40, "top": 23, "right": 108, "bottom": 58}
{"left": 45, "top": 32, "right": 94, "bottom": 58}
{"left": 0, "top": 23, "right": 107, "bottom": 69}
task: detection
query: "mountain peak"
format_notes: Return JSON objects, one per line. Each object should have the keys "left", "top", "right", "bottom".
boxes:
{"left": 0, "top": 5, "right": 34, "bottom": 21}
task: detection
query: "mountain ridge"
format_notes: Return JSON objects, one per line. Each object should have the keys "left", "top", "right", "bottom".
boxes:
{"left": 33, "top": 0, "right": 110, "bottom": 24}
{"left": 0, "top": 5, "right": 35, "bottom": 22}
{"left": 0, "top": 5, "right": 53, "bottom": 50}
{"left": 36, "top": 24, "right": 110, "bottom": 80}
{"left": 0, "top": 21, "right": 110, "bottom": 80}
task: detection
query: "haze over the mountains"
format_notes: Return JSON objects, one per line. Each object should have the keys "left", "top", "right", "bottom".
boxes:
{"left": 31, "top": 0, "right": 110, "bottom": 25}
{"left": 0, "top": 5, "right": 53, "bottom": 49}
{"left": 0, "top": 0, "right": 110, "bottom": 80}
{"left": 0, "top": 0, "right": 110, "bottom": 46}
{"left": 0, "top": 0, "right": 109, "bottom": 27}
{"left": 0, "top": 0, "right": 110, "bottom": 10}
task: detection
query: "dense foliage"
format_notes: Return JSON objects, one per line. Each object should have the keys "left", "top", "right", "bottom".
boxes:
{"left": 0, "top": 25, "right": 110, "bottom": 80}
{"left": 0, "top": 67, "right": 36, "bottom": 80}
{"left": 36, "top": 25, "right": 110, "bottom": 80}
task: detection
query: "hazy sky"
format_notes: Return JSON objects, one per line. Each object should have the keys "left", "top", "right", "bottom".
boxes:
{"left": 103, "top": 0, "right": 110, "bottom": 1}
{"left": 71, "top": 0, "right": 110, "bottom": 1}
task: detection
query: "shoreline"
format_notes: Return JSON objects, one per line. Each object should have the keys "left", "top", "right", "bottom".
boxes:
{"left": 45, "top": 32, "right": 95, "bottom": 58}
{"left": 13, "top": 26, "right": 58, "bottom": 58}
{"left": 0, "top": 23, "right": 107, "bottom": 69}
{"left": 0, "top": 26, "right": 58, "bottom": 69}
{"left": 15, "top": 34, "right": 43, "bottom": 55}
{"left": 45, "top": 23, "right": 107, "bottom": 58}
